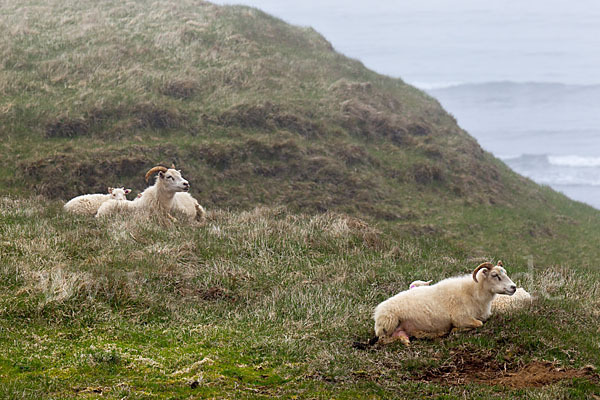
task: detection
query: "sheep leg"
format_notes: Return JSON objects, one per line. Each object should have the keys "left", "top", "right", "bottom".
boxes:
{"left": 412, "top": 330, "right": 448, "bottom": 340}
{"left": 451, "top": 317, "right": 483, "bottom": 333}
{"left": 384, "top": 326, "right": 410, "bottom": 346}
{"left": 167, "top": 213, "right": 178, "bottom": 223}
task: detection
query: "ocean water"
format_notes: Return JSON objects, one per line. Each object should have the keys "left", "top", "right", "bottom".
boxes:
{"left": 214, "top": 0, "right": 600, "bottom": 208}
{"left": 429, "top": 83, "right": 600, "bottom": 209}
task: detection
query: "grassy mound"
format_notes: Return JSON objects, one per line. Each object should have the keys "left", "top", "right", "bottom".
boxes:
{"left": 0, "top": 0, "right": 550, "bottom": 217}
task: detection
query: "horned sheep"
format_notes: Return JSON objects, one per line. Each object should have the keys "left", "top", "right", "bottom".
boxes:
{"left": 130, "top": 192, "right": 206, "bottom": 221}
{"left": 409, "top": 275, "right": 532, "bottom": 314}
{"left": 64, "top": 187, "right": 131, "bottom": 216}
{"left": 96, "top": 166, "right": 205, "bottom": 221}
{"left": 372, "top": 261, "right": 516, "bottom": 345}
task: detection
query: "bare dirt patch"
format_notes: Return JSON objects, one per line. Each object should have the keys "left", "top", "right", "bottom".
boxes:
{"left": 414, "top": 345, "right": 598, "bottom": 389}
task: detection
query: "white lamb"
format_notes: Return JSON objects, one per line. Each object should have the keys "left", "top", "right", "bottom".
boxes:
{"left": 373, "top": 261, "right": 516, "bottom": 346}
{"left": 64, "top": 187, "right": 131, "bottom": 216}
{"left": 96, "top": 165, "right": 204, "bottom": 221}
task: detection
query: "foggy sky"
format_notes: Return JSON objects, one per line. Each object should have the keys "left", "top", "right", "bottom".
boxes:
{"left": 212, "top": 0, "right": 600, "bottom": 86}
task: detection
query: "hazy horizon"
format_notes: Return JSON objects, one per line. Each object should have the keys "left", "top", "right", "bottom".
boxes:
{"left": 213, "top": 0, "right": 600, "bottom": 87}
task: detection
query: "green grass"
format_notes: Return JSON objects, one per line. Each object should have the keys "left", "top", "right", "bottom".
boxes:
{"left": 1, "top": 0, "right": 600, "bottom": 398}
{"left": 1, "top": 199, "right": 599, "bottom": 398}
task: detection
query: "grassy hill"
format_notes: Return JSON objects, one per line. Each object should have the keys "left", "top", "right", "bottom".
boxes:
{"left": 1, "top": 0, "right": 599, "bottom": 398}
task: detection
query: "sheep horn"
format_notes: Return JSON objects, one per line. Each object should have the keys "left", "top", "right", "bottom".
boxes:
{"left": 145, "top": 166, "right": 168, "bottom": 182}
{"left": 472, "top": 262, "right": 494, "bottom": 283}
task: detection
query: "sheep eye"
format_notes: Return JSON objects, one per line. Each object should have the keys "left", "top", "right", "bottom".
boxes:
{"left": 496, "top": 276, "right": 502, "bottom": 281}
{"left": 167, "top": 176, "right": 173, "bottom": 180}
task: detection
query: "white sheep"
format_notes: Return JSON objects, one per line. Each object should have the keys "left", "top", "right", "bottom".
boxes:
{"left": 64, "top": 187, "right": 131, "bottom": 216}
{"left": 96, "top": 166, "right": 204, "bottom": 221}
{"left": 172, "top": 192, "right": 207, "bottom": 222}
{"left": 373, "top": 261, "right": 516, "bottom": 345}
{"left": 408, "top": 274, "right": 532, "bottom": 314}
{"left": 491, "top": 288, "right": 533, "bottom": 313}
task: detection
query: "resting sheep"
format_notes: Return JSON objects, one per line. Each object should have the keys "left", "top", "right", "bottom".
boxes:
{"left": 408, "top": 268, "right": 532, "bottom": 314}
{"left": 172, "top": 192, "right": 207, "bottom": 222}
{"left": 64, "top": 187, "right": 131, "bottom": 216}
{"left": 373, "top": 261, "right": 516, "bottom": 345}
{"left": 96, "top": 165, "right": 205, "bottom": 221}
{"left": 491, "top": 288, "right": 533, "bottom": 313}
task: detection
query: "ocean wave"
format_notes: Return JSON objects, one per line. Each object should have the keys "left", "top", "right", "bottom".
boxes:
{"left": 501, "top": 154, "right": 600, "bottom": 187}
{"left": 501, "top": 154, "right": 600, "bottom": 168}
{"left": 425, "top": 80, "right": 600, "bottom": 92}
{"left": 548, "top": 155, "right": 600, "bottom": 168}
{"left": 411, "top": 81, "right": 465, "bottom": 90}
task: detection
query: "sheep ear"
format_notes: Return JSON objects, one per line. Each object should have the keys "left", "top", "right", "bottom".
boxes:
{"left": 481, "top": 269, "right": 490, "bottom": 278}
{"left": 124, "top": 189, "right": 131, "bottom": 194}
{"left": 108, "top": 187, "right": 114, "bottom": 193}
{"left": 158, "top": 171, "right": 165, "bottom": 178}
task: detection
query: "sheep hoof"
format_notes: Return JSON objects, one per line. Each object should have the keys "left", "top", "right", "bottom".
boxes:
{"left": 390, "top": 327, "right": 411, "bottom": 346}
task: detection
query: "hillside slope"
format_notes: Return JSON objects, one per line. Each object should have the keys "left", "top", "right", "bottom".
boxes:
{"left": 0, "top": 0, "right": 546, "bottom": 208}
{"left": 2, "top": 0, "right": 600, "bottom": 265}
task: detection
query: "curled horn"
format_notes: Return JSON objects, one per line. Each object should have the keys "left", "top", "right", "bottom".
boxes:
{"left": 472, "top": 262, "right": 494, "bottom": 283}
{"left": 145, "top": 166, "right": 168, "bottom": 182}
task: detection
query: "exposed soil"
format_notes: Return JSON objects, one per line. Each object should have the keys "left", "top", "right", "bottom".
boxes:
{"left": 414, "top": 345, "right": 598, "bottom": 389}
{"left": 491, "top": 361, "right": 595, "bottom": 388}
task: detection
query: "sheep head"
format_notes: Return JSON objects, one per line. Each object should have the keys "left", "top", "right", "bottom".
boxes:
{"left": 145, "top": 165, "right": 190, "bottom": 193}
{"left": 109, "top": 187, "right": 131, "bottom": 201}
{"left": 473, "top": 261, "right": 516, "bottom": 295}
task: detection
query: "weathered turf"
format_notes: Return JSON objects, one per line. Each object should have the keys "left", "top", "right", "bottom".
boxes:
{"left": 1, "top": 199, "right": 599, "bottom": 398}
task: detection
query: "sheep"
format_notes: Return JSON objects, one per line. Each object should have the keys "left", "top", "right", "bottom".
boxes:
{"left": 492, "top": 288, "right": 533, "bottom": 313}
{"left": 95, "top": 191, "right": 135, "bottom": 218}
{"left": 172, "top": 192, "right": 207, "bottom": 222}
{"left": 64, "top": 187, "right": 131, "bottom": 216}
{"left": 408, "top": 273, "right": 533, "bottom": 314}
{"left": 409, "top": 280, "right": 432, "bottom": 289}
{"left": 372, "top": 261, "right": 516, "bottom": 346}
{"left": 96, "top": 165, "right": 203, "bottom": 221}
